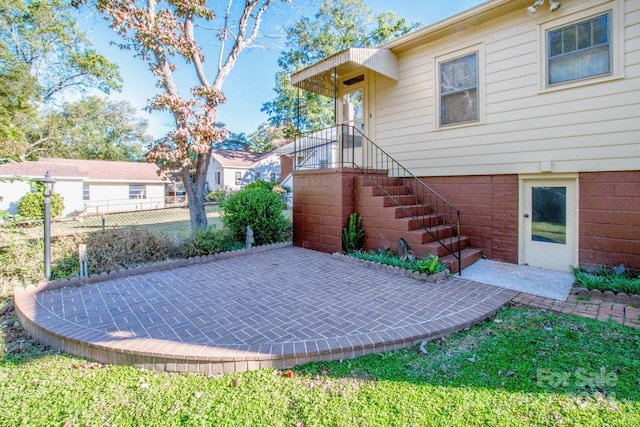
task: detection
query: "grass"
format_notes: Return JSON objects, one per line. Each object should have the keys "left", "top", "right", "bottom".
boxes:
{"left": 1, "top": 304, "right": 638, "bottom": 426}
{"left": 532, "top": 221, "right": 566, "bottom": 244}
{"left": 572, "top": 265, "right": 640, "bottom": 295}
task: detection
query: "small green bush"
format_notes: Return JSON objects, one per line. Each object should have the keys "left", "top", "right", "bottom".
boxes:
{"left": 349, "top": 250, "right": 448, "bottom": 275}
{"left": 17, "top": 192, "right": 64, "bottom": 219}
{"left": 245, "top": 180, "right": 275, "bottom": 191}
{"left": 179, "top": 226, "right": 243, "bottom": 258}
{"left": 206, "top": 189, "right": 227, "bottom": 203}
{"left": 221, "top": 187, "right": 288, "bottom": 246}
{"left": 571, "top": 265, "right": 640, "bottom": 295}
{"left": 86, "top": 227, "right": 178, "bottom": 274}
{"left": 342, "top": 212, "right": 364, "bottom": 253}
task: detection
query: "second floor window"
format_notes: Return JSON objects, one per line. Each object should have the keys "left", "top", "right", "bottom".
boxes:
{"left": 548, "top": 13, "right": 610, "bottom": 85}
{"left": 235, "top": 171, "right": 241, "bottom": 186}
{"left": 439, "top": 52, "right": 478, "bottom": 126}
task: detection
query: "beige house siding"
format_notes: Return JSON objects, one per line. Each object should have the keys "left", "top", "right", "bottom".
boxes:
{"left": 372, "top": 0, "right": 639, "bottom": 177}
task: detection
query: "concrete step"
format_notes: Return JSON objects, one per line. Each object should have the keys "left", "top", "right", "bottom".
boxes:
{"left": 354, "top": 174, "right": 401, "bottom": 187}
{"left": 441, "top": 248, "right": 483, "bottom": 274}
{"left": 357, "top": 185, "right": 411, "bottom": 197}
{"left": 422, "top": 236, "right": 470, "bottom": 258}
{"left": 362, "top": 215, "right": 443, "bottom": 233}
{"left": 363, "top": 224, "right": 456, "bottom": 252}
{"left": 356, "top": 194, "right": 419, "bottom": 207}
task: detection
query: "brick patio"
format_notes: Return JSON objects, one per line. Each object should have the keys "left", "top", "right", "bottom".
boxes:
{"left": 14, "top": 245, "right": 517, "bottom": 373}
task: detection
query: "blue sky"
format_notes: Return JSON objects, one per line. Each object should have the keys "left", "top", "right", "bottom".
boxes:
{"left": 78, "top": 1, "right": 485, "bottom": 139}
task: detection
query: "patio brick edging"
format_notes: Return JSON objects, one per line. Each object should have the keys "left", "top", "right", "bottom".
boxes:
{"left": 571, "top": 287, "right": 640, "bottom": 308}
{"left": 15, "top": 241, "right": 293, "bottom": 294}
{"left": 13, "top": 280, "right": 511, "bottom": 374}
{"left": 331, "top": 252, "right": 450, "bottom": 283}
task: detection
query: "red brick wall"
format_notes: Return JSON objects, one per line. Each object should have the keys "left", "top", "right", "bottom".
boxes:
{"left": 279, "top": 155, "right": 292, "bottom": 181}
{"left": 293, "top": 170, "right": 640, "bottom": 270}
{"left": 579, "top": 171, "right": 640, "bottom": 271}
{"left": 420, "top": 175, "right": 519, "bottom": 263}
{"left": 292, "top": 168, "right": 361, "bottom": 254}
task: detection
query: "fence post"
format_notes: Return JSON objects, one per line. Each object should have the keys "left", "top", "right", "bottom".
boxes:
{"left": 79, "top": 244, "right": 88, "bottom": 277}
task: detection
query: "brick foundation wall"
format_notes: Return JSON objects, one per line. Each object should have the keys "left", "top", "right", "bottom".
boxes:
{"left": 292, "top": 168, "right": 361, "bottom": 254}
{"left": 292, "top": 170, "right": 639, "bottom": 270}
{"left": 279, "top": 155, "right": 292, "bottom": 181}
{"left": 579, "top": 171, "right": 640, "bottom": 271}
{"left": 420, "top": 175, "right": 519, "bottom": 264}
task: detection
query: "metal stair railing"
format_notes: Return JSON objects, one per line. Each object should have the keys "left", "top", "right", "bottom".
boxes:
{"left": 294, "top": 124, "right": 462, "bottom": 274}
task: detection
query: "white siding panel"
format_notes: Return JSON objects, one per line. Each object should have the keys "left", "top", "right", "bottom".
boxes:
{"left": 371, "top": 0, "right": 640, "bottom": 176}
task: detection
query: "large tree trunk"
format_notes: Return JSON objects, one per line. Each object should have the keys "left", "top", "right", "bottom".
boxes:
{"left": 182, "top": 148, "right": 212, "bottom": 232}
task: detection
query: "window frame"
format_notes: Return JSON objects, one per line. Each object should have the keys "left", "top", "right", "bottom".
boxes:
{"left": 434, "top": 44, "right": 485, "bottom": 130}
{"left": 128, "top": 184, "right": 147, "bottom": 200}
{"left": 235, "top": 171, "right": 242, "bottom": 186}
{"left": 538, "top": 0, "right": 623, "bottom": 92}
{"left": 82, "top": 182, "right": 90, "bottom": 201}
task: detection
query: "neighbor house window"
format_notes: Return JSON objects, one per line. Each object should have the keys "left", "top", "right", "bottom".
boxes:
{"left": 439, "top": 52, "right": 479, "bottom": 126}
{"left": 235, "top": 172, "right": 241, "bottom": 186}
{"left": 548, "top": 13, "right": 611, "bottom": 85}
{"left": 215, "top": 171, "right": 221, "bottom": 185}
{"left": 270, "top": 172, "right": 276, "bottom": 182}
{"left": 129, "top": 184, "right": 146, "bottom": 199}
{"left": 254, "top": 172, "right": 261, "bottom": 181}
{"left": 82, "top": 182, "right": 90, "bottom": 201}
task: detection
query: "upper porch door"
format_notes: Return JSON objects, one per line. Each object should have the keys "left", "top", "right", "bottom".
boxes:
{"left": 521, "top": 178, "right": 578, "bottom": 272}
{"left": 339, "top": 74, "right": 366, "bottom": 167}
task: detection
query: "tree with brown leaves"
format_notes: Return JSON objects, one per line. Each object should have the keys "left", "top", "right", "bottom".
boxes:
{"left": 96, "top": 0, "right": 286, "bottom": 231}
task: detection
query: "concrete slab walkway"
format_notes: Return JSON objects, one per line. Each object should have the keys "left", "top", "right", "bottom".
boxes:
{"left": 14, "top": 245, "right": 517, "bottom": 374}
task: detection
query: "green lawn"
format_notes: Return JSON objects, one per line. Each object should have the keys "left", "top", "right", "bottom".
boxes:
{"left": 1, "top": 304, "right": 638, "bottom": 426}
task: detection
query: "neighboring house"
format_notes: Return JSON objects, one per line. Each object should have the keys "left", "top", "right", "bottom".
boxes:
{"left": 207, "top": 149, "right": 280, "bottom": 192}
{"left": 290, "top": 0, "right": 640, "bottom": 273}
{"left": 0, "top": 158, "right": 168, "bottom": 216}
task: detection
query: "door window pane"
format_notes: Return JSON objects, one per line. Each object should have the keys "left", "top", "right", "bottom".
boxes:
{"left": 532, "top": 187, "right": 567, "bottom": 244}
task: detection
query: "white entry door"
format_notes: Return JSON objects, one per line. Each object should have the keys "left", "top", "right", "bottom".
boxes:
{"left": 521, "top": 179, "right": 577, "bottom": 272}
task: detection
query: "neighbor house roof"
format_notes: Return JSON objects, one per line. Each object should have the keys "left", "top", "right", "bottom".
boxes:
{"left": 0, "top": 158, "right": 163, "bottom": 182}
{"left": 210, "top": 149, "right": 272, "bottom": 168}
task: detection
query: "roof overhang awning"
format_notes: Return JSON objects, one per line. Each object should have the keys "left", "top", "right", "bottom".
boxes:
{"left": 291, "top": 48, "right": 398, "bottom": 97}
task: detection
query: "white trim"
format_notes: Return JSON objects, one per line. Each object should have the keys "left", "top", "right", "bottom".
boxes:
{"left": 537, "top": 0, "right": 623, "bottom": 93}
{"left": 434, "top": 43, "right": 486, "bottom": 131}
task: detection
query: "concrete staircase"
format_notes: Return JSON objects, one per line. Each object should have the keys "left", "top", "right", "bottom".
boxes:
{"left": 354, "top": 174, "right": 482, "bottom": 274}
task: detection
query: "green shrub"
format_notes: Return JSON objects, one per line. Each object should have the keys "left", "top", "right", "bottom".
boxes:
{"left": 245, "top": 180, "right": 275, "bottom": 191}
{"left": 206, "top": 189, "right": 227, "bottom": 203}
{"left": 86, "top": 227, "right": 178, "bottom": 274}
{"left": 342, "top": 212, "right": 364, "bottom": 253}
{"left": 349, "top": 250, "right": 448, "bottom": 275}
{"left": 0, "top": 230, "right": 85, "bottom": 289}
{"left": 17, "top": 192, "right": 64, "bottom": 219}
{"left": 179, "top": 226, "right": 243, "bottom": 258}
{"left": 571, "top": 265, "right": 640, "bottom": 295}
{"left": 221, "top": 187, "right": 288, "bottom": 246}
